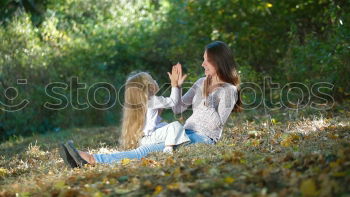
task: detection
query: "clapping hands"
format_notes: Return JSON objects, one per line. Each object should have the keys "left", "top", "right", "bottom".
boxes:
{"left": 167, "top": 62, "right": 187, "bottom": 87}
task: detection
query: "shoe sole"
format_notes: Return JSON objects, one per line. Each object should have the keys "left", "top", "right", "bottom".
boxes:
{"left": 64, "top": 141, "right": 89, "bottom": 168}
{"left": 59, "top": 144, "right": 78, "bottom": 168}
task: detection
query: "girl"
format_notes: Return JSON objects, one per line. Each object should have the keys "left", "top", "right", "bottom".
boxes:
{"left": 119, "top": 69, "right": 189, "bottom": 153}
{"left": 60, "top": 41, "right": 241, "bottom": 167}
{"left": 60, "top": 66, "right": 189, "bottom": 167}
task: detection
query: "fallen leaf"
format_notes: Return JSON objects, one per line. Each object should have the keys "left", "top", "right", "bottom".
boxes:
{"left": 224, "top": 177, "right": 235, "bottom": 184}
{"left": 141, "top": 158, "right": 160, "bottom": 167}
{"left": 165, "top": 157, "right": 175, "bottom": 166}
{"left": 271, "top": 118, "right": 277, "bottom": 125}
{"left": 143, "top": 180, "right": 152, "bottom": 188}
{"left": 154, "top": 185, "right": 163, "bottom": 195}
{"left": 0, "top": 168, "right": 9, "bottom": 177}
{"left": 300, "top": 179, "right": 318, "bottom": 197}
{"left": 251, "top": 139, "right": 260, "bottom": 147}
{"left": 167, "top": 182, "right": 180, "bottom": 190}
{"left": 114, "top": 188, "right": 132, "bottom": 194}
{"left": 121, "top": 158, "right": 130, "bottom": 165}
{"left": 54, "top": 180, "right": 66, "bottom": 190}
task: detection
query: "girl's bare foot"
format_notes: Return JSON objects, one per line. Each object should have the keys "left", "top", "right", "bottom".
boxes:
{"left": 78, "top": 151, "right": 96, "bottom": 165}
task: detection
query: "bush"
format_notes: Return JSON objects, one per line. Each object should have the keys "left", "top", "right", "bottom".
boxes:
{"left": 0, "top": 0, "right": 348, "bottom": 141}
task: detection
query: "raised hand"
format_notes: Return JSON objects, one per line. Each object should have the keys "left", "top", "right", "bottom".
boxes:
{"left": 167, "top": 62, "right": 187, "bottom": 87}
{"left": 167, "top": 64, "right": 179, "bottom": 87}
{"left": 176, "top": 63, "right": 187, "bottom": 87}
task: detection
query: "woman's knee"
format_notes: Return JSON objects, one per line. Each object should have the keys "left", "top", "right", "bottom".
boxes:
{"left": 188, "top": 133, "right": 213, "bottom": 144}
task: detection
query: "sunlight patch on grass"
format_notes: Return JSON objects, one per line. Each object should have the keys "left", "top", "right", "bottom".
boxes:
{"left": 25, "top": 141, "right": 48, "bottom": 160}
{"left": 287, "top": 117, "right": 331, "bottom": 134}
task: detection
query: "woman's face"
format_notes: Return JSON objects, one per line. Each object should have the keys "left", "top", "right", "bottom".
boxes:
{"left": 202, "top": 51, "right": 217, "bottom": 77}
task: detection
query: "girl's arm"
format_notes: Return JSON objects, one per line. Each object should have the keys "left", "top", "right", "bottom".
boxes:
{"left": 148, "top": 62, "right": 185, "bottom": 109}
{"left": 143, "top": 109, "right": 159, "bottom": 136}
{"left": 148, "top": 87, "right": 181, "bottom": 109}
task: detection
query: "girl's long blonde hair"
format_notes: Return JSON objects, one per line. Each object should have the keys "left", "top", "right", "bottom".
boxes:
{"left": 119, "top": 72, "right": 157, "bottom": 149}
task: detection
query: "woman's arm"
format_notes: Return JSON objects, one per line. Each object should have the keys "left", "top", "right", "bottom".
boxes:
{"left": 208, "top": 85, "right": 238, "bottom": 128}
{"left": 172, "top": 86, "right": 194, "bottom": 114}
{"left": 172, "top": 77, "right": 204, "bottom": 114}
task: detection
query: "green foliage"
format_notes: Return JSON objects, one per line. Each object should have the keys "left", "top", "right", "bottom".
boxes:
{"left": 0, "top": 0, "right": 349, "bottom": 140}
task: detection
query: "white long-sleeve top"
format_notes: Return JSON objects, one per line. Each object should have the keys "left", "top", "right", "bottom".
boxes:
{"left": 142, "top": 87, "right": 180, "bottom": 136}
{"left": 172, "top": 77, "right": 238, "bottom": 142}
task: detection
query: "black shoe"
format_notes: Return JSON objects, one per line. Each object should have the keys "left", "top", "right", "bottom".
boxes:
{"left": 63, "top": 140, "right": 89, "bottom": 168}
{"left": 59, "top": 143, "right": 78, "bottom": 168}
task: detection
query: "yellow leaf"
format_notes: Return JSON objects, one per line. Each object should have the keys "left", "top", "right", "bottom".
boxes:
{"left": 281, "top": 134, "right": 300, "bottom": 147}
{"left": 154, "top": 185, "right": 163, "bottom": 195}
{"left": 141, "top": 158, "right": 160, "bottom": 167}
{"left": 240, "top": 159, "right": 247, "bottom": 164}
{"left": 121, "top": 158, "right": 131, "bottom": 165}
{"left": 0, "top": 168, "right": 9, "bottom": 177}
{"left": 281, "top": 138, "right": 292, "bottom": 147}
{"left": 167, "top": 182, "right": 180, "bottom": 190}
{"left": 251, "top": 139, "right": 260, "bottom": 147}
{"left": 271, "top": 118, "right": 277, "bottom": 125}
{"left": 300, "top": 179, "right": 318, "bottom": 197}
{"left": 93, "top": 192, "right": 104, "bottom": 197}
{"left": 224, "top": 177, "right": 235, "bottom": 184}
{"left": 54, "top": 180, "right": 66, "bottom": 189}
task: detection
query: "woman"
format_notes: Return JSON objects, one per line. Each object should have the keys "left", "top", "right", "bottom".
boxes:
{"left": 60, "top": 41, "right": 241, "bottom": 167}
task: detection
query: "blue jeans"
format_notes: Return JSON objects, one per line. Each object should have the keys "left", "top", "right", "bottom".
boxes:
{"left": 184, "top": 129, "right": 215, "bottom": 145}
{"left": 93, "top": 129, "right": 214, "bottom": 164}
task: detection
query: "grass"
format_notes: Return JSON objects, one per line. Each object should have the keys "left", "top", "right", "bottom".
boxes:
{"left": 0, "top": 104, "right": 350, "bottom": 197}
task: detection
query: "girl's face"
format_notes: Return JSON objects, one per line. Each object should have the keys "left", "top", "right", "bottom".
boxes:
{"left": 202, "top": 51, "right": 217, "bottom": 77}
{"left": 148, "top": 77, "right": 159, "bottom": 95}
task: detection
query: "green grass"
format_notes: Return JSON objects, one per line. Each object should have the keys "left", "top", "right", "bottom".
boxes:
{"left": 0, "top": 105, "right": 350, "bottom": 196}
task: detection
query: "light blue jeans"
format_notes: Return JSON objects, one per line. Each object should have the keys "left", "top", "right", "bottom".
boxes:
{"left": 93, "top": 129, "right": 214, "bottom": 164}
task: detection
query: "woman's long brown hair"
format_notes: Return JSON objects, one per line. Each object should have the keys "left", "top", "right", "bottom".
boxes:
{"left": 203, "top": 41, "right": 242, "bottom": 112}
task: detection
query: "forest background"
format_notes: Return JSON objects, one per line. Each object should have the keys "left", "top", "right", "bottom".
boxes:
{"left": 0, "top": 0, "right": 349, "bottom": 141}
